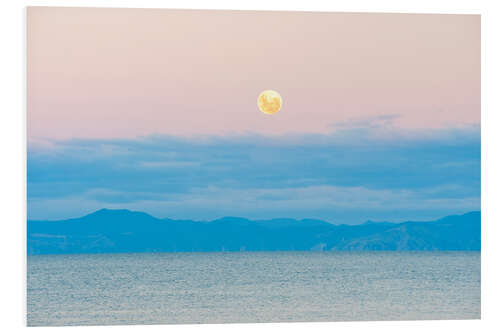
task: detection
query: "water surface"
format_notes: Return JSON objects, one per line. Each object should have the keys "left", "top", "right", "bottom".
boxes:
{"left": 27, "top": 251, "right": 480, "bottom": 326}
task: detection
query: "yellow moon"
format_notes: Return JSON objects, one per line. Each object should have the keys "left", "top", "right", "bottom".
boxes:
{"left": 258, "top": 90, "right": 282, "bottom": 115}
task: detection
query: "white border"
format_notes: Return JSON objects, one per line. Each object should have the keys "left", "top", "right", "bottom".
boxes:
{"left": 1, "top": 0, "right": 499, "bottom": 332}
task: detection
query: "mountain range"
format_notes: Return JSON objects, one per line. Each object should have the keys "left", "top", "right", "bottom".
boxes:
{"left": 27, "top": 209, "right": 481, "bottom": 255}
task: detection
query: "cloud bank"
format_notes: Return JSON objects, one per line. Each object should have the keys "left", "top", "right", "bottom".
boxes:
{"left": 27, "top": 126, "right": 480, "bottom": 224}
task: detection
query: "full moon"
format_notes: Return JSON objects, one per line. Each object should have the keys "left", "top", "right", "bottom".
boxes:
{"left": 258, "top": 90, "right": 282, "bottom": 115}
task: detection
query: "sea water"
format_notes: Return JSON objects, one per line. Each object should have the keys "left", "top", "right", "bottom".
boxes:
{"left": 27, "top": 251, "right": 480, "bottom": 326}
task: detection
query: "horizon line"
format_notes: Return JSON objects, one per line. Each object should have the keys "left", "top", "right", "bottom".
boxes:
{"left": 27, "top": 207, "right": 481, "bottom": 226}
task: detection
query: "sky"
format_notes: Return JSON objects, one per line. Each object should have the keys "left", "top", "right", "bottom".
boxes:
{"left": 27, "top": 7, "right": 480, "bottom": 224}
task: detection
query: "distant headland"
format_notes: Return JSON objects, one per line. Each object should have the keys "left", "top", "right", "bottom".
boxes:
{"left": 27, "top": 209, "right": 480, "bottom": 255}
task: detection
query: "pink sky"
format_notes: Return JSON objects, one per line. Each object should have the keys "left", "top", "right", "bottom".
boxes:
{"left": 27, "top": 7, "right": 480, "bottom": 140}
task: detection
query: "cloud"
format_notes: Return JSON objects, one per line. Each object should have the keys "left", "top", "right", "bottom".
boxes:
{"left": 330, "top": 114, "right": 402, "bottom": 131}
{"left": 27, "top": 184, "right": 480, "bottom": 224}
{"left": 27, "top": 126, "right": 480, "bottom": 223}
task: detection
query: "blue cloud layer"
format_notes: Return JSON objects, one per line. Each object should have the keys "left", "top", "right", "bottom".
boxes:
{"left": 27, "top": 126, "right": 480, "bottom": 224}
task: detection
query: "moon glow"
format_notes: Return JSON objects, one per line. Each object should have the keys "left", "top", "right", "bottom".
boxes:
{"left": 258, "top": 90, "right": 282, "bottom": 115}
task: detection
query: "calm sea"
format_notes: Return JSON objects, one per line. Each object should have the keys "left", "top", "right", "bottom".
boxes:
{"left": 27, "top": 251, "right": 480, "bottom": 326}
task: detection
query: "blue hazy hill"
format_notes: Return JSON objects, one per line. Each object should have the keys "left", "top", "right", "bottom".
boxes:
{"left": 27, "top": 210, "right": 480, "bottom": 254}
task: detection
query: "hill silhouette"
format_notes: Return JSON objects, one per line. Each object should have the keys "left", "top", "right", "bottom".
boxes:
{"left": 27, "top": 210, "right": 480, "bottom": 254}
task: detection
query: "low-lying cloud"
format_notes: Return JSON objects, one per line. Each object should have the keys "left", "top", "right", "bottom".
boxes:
{"left": 27, "top": 126, "right": 480, "bottom": 223}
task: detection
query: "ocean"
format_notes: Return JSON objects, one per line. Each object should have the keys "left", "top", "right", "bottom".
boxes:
{"left": 27, "top": 251, "right": 480, "bottom": 326}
